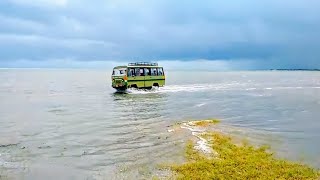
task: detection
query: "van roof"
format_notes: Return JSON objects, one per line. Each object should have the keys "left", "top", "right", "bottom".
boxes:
{"left": 128, "top": 62, "right": 158, "bottom": 66}
{"left": 128, "top": 65, "right": 163, "bottom": 68}
{"left": 128, "top": 62, "right": 162, "bottom": 68}
{"left": 113, "top": 62, "right": 163, "bottom": 69}
{"left": 113, "top": 66, "right": 127, "bottom": 69}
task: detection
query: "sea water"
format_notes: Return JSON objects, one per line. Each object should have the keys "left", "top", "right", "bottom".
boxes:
{"left": 0, "top": 69, "right": 320, "bottom": 179}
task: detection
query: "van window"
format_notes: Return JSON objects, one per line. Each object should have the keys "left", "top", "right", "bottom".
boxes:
{"left": 135, "top": 68, "right": 140, "bottom": 76}
{"left": 157, "top": 68, "right": 164, "bottom": 76}
{"left": 140, "top": 68, "right": 144, "bottom": 76}
{"left": 135, "top": 68, "right": 145, "bottom": 76}
{"left": 112, "top": 68, "right": 127, "bottom": 76}
{"left": 128, "top": 68, "right": 135, "bottom": 76}
{"left": 151, "top": 68, "right": 157, "bottom": 76}
{"left": 144, "top": 68, "right": 151, "bottom": 76}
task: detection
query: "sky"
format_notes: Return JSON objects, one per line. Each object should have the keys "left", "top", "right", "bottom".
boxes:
{"left": 0, "top": 0, "right": 320, "bottom": 69}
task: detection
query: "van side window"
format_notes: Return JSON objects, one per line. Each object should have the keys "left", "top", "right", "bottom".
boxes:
{"left": 140, "top": 68, "right": 145, "bottom": 76}
{"left": 135, "top": 68, "right": 145, "bottom": 76}
{"left": 128, "top": 68, "right": 134, "bottom": 76}
{"left": 157, "top": 68, "right": 163, "bottom": 76}
{"left": 151, "top": 68, "right": 157, "bottom": 76}
{"left": 144, "top": 68, "right": 151, "bottom": 76}
{"left": 135, "top": 68, "right": 140, "bottom": 76}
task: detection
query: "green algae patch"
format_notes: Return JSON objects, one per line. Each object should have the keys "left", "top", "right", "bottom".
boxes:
{"left": 169, "top": 132, "right": 320, "bottom": 180}
{"left": 192, "top": 119, "right": 221, "bottom": 127}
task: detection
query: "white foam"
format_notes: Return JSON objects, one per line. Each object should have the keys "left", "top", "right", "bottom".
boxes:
{"left": 195, "top": 103, "right": 206, "bottom": 107}
{"left": 246, "top": 88, "right": 257, "bottom": 91}
{"left": 267, "top": 119, "right": 278, "bottom": 122}
{"left": 127, "top": 83, "right": 239, "bottom": 94}
{"left": 126, "top": 86, "right": 161, "bottom": 94}
{"left": 181, "top": 122, "right": 203, "bottom": 133}
{"left": 263, "top": 86, "right": 320, "bottom": 90}
{"left": 194, "top": 134, "right": 212, "bottom": 154}
{"left": 180, "top": 122, "right": 212, "bottom": 154}
{"left": 126, "top": 84, "right": 320, "bottom": 95}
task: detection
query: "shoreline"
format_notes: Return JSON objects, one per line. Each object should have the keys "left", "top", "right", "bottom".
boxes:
{"left": 164, "top": 119, "right": 320, "bottom": 179}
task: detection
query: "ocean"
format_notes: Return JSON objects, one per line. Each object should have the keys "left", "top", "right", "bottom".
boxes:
{"left": 0, "top": 69, "right": 320, "bottom": 179}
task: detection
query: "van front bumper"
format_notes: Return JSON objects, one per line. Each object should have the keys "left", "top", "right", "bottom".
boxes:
{"left": 112, "top": 81, "right": 127, "bottom": 89}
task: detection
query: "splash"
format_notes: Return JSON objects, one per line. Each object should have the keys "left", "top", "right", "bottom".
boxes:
{"left": 126, "top": 87, "right": 160, "bottom": 94}
{"left": 126, "top": 83, "right": 242, "bottom": 94}
{"left": 124, "top": 84, "right": 320, "bottom": 95}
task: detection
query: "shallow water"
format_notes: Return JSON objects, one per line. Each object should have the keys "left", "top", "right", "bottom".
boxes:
{"left": 0, "top": 69, "right": 320, "bottom": 179}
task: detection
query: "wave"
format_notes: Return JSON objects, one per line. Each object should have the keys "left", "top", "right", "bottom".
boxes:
{"left": 126, "top": 84, "right": 320, "bottom": 94}
{"left": 127, "top": 83, "right": 242, "bottom": 94}
{"left": 194, "top": 103, "right": 206, "bottom": 107}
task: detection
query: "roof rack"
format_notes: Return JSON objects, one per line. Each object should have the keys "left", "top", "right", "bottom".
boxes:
{"left": 128, "top": 62, "right": 158, "bottom": 66}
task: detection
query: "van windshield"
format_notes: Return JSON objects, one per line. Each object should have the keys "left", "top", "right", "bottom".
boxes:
{"left": 112, "top": 68, "right": 127, "bottom": 76}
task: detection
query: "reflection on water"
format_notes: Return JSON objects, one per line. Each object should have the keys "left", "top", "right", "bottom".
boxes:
{"left": 0, "top": 70, "right": 320, "bottom": 179}
{"left": 111, "top": 92, "right": 168, "bottom": 122}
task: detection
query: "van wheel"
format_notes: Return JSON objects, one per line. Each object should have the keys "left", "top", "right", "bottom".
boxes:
{"left": 130, "top": 84, "right": 138, "bottom": 89}
{"left": 153, "top": 83, "right": 159, "bottom": 87}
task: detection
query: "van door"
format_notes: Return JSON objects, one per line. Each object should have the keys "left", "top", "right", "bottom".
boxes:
{"left": 144, "top": 68, "right": 152, "bottom": 87}
{"left": 157, "top": 67, "right": 165, "bottom": 87}
{"left": 128, "top": 68, "right": 145, "bottom": 88}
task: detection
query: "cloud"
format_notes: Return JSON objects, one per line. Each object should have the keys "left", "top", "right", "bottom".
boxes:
{"left": 0, "top": 0, "right": 320, "bottom": 68}
{"left": 8, "top": 0, "right": 67, "bottom": 8}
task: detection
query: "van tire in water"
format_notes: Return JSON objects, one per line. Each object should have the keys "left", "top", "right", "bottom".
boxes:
{"left": 130, "top": 84, "right": 138, "bottom": 89}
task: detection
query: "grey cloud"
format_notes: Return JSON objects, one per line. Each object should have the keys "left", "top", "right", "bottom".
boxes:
{"left": 0, "top": 0, "right": 320, "bottom": 68}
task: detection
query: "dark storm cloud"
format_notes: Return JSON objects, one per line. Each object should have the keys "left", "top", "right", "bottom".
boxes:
{"left": 0, "top": 0, "right": 320, "bottom": 68}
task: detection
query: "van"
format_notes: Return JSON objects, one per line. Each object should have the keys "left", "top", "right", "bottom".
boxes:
{"left": 111, "top": 62, "right": 165, "bottom": 90}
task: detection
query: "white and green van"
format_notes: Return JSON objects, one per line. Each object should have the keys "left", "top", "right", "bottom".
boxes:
{"left": 111, "top": 62, "right": 165, "bottom": 90}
